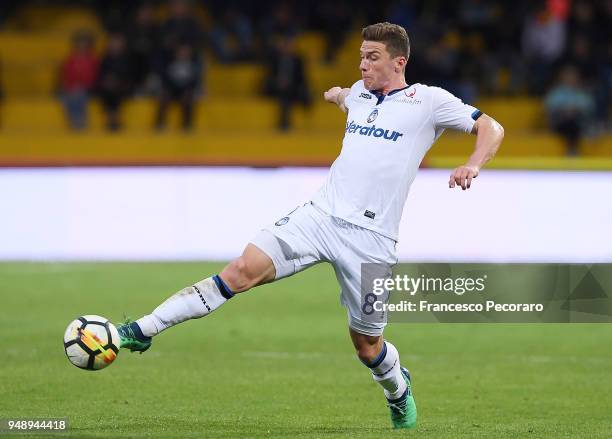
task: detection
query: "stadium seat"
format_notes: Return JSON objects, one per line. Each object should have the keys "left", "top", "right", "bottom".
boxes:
{"left": 0, "top": 34, "right": 70, "bottom": 97}
{"left": 2, "top": 6, "right": 103, "bottom": 35}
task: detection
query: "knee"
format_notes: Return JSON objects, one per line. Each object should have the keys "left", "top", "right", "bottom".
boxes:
{"left": 221, "top": 256, "right": 256, "bottom": 292}
{"left": 355, "top": 337, "right": 383, "bottom": 365}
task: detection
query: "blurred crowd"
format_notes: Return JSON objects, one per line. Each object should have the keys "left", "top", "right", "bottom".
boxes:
{"left": 389, "top": 0, "right": 610, "bottom": 154}
{"left": 1, "top": 0, "right": 610, "bottom": 151}
{"left": 59, "top": 1, "right": 204, "bottom": 131}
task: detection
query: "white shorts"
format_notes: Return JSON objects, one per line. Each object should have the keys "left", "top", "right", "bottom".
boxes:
{"left": 250, "top": 202, "right": 397, "bottom": 336}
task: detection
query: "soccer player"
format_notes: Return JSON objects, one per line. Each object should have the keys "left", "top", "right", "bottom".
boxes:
{"left": 117, "top": 22, "right": 504, "bottom": 429}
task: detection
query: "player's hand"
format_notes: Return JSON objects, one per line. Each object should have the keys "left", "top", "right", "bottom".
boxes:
{"left": 449, "top": 165, "right": 479, "bottom": 190}
{"left": 323, "top": 87, "right": 343, "bottom": 104}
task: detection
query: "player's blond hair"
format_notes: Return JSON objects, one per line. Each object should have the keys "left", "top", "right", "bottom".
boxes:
{"left": 361, "top": 22, "right": 410, "bottom": 60}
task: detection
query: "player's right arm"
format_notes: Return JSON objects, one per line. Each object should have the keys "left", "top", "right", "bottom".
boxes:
{"left": 430, "top": 86, "right": 504, "bottom": 190}
{"left": 324, "top": 86, "right": 351, "bottom": 113}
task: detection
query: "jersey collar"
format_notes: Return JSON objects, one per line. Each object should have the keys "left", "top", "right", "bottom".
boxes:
{"left": 370, "top": 85, "right": 411, "bottom": 105}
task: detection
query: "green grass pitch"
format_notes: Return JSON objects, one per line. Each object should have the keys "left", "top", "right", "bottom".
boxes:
{"left": 1, "top": 262, "right": 612, "bottom": 438}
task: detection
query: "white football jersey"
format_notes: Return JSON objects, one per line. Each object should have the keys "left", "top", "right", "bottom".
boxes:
{"left": 311, "top": 80, "right": 481, "bottom": 241}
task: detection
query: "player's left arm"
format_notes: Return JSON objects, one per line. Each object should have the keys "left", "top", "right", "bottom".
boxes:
{"left": 449, "top": 114, "right": 504, "bottom": 190}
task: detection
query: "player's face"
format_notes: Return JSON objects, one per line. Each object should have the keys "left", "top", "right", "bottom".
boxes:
{"left": 359, "top": 41, "right": 400, "bottom": 91}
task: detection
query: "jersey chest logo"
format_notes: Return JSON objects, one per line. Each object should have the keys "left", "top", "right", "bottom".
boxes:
{"left": 397, "top": 88, "right": 423, "bottom": 104}
{"left": 367, "top": 108, "right": 378, "bottom": 123}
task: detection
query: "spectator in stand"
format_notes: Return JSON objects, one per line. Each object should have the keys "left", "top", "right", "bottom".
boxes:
{"left": 126, "top": 3, "right": 160, "bottom": 94}
{"left": 161, "top": 0, "right": 203, "bottom": 51}
{"left": 152, "top": 0, "right": 204, "bottom": 131}
{"left": 263, "top": 34, "right": 311, "bottom": 131}
{"left": 457, "top": 0, "right": 499, "bottom": 36}
{"left": 414, "top": 30, "right": 464, "bottom": 98}
{"left": 456, "top": 0, "right": 501, "bottom": 96}
{"left": 601, "top": 0, "right": 612, "bottom": 57}
{"left": 567, "top": 1, "right": 597, "bottom": 43}
{"left": 488, "top": 2, "right": 528, "bottom": 95}
{"left": 602, "top": 40, "right": 612, "bottom": 130}
{"left": 155, "top": 43, "right": 203, "bottom": 131}
{"left": 59, "top": 31, "right": 99, "bottom": 130}
{"left": 314, "top": 1, "right": 353, "bottom": 64}
{"left": 562, "top": 35, "right": 599, "bottom": 88}
{"left": 545, "top": 66, "right": 595, "bottom": 155}
{"left": 601, "top": 1, "right": 612, "bottom": 129}
{"left": 209, "top": 7, "right": 255, "bottom": 63}
{"left": 260, "top": 2, "right": 296, "bottom": 52}
{"left": 522, "top": 2, "right": 567, "bottom": 94}
{"left": 97, "top": 33, "right": 133, "bottom": 131}
{"left": 386, "top": 0, "right": 418, "bottom": 34}
{"left": 565, "top": 1, "right": 609, "bottom": 130}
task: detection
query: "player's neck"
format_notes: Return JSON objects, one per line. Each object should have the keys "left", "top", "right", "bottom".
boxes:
{"left": 375, "top": 77, "right": 408, "bottom": 96}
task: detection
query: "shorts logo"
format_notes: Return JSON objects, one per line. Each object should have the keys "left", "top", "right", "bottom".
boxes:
{"left": 367, "top": 108, "right": 378, "bottom": 123}
{"left": 362, "top": 293, "right": 377, "bottom": 315}
{"left": 275, "top": 217, "right": 290, "bottom": 226}
{"left": 359, "top": 92, "right": 372, "bottom": 100}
